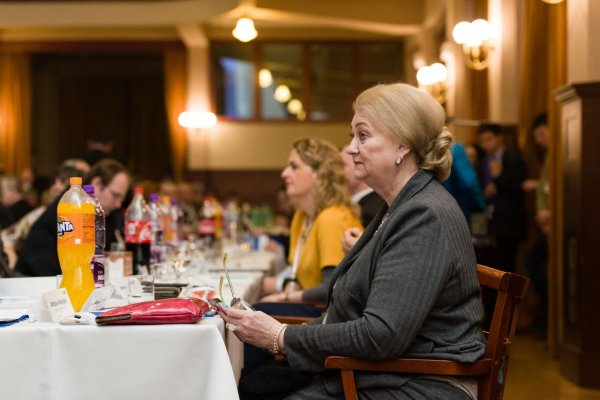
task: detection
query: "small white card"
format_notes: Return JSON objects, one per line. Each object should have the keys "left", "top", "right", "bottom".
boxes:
{"left": 106, "top": 257, "right": 125, "bottom": 284}
{"left": 41, "top": 288, "right": 75, "bottom": 322}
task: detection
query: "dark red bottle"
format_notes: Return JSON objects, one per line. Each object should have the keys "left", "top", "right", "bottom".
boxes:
{"left": 125, "top": 187, "right": 151, "bottom": 275}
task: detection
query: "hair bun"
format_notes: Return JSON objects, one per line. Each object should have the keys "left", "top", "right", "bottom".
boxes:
{"left": 419, "top": 127, "right": 454, "bottom": 182}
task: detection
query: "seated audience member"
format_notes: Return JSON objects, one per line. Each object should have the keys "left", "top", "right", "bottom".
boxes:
{"left": 1, "top": 233, "right": 10, "bottom": 277}
{"left": 15, "top": 159, "right": 130, "bottom": 277}
{"left": 19, "top": 167, "right": 48, "bottom": 208}
{"left": 61, "top": 158, "right": 91, "bottom": 176}
{"left": 221, "top": 83, "right": 485, "bottom": 400}
{"left": 0, "top": 175, "right": 34, "bottom": 228}
{"left": 260, "top": 138, "right": 362, "bottom": 309}
{"left": 1, "top": 165, "right": 83, "bottom": 270}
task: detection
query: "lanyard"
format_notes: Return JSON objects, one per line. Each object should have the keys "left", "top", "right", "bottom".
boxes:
{"left": 291, "top": 217, "right": 312, "bottom": 279}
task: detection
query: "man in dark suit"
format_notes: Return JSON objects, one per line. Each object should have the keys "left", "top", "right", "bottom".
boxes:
{"left": 478, "top": 123, "right": 527, "bottom": 273}
{"left": 15, "top": 159, "right": 130, "bottom": 277}
{"left": 81, "top": 131, "right": 121, "bottom": 167}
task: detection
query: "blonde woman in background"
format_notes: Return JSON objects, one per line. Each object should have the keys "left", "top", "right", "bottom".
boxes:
{"left": 259, "top": 138, "right": 362, "bottom": 314}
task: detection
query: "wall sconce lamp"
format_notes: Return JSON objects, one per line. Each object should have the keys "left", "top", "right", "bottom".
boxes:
{"left": 232, "top": 17, "right": 258, "bottom": 42}
{"left": 452, "top": 19, "right": 493, "bottom": 70}
{"left": 178, "top": 111, "right": 217, "bottom": 131}
{"left": 416, "top": 63, "right": 448, "bottom": 104}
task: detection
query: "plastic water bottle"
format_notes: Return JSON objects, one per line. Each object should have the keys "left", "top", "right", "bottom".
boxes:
{"left": 57, "top": 177, "right": 95, "bottom": 311}
{"left": 83, "top": 185, "right": 105, "bottom": 288}
{"left": 148, "top": 193, "right": 166, "bottom": 265}
{"left": 125, "top": 187, "right": 152, "bottom": 275}
{"left": 170, "top": 199, "right": 184, "bottom": 244}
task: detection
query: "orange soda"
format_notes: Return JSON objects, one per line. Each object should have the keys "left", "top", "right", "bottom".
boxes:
{"left": 57, "top": 177, "right": 96, "bottom": 311}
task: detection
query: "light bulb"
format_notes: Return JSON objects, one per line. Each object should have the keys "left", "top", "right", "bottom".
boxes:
{"left": 178, "top": 111, "right": 217, "bottom": 129}
{"left": 429, "top": 63, "right": 448, "bottom": 83}
{"left": 258, "top": 69, "right": 273, "bottom": 88}
{"left": 296, "top": 109, "right": 306, "bottom": 121}
{"left": 273, "top": 85, "right": 292, "bottom": 103}
{"left": 287, "top": 99, "right": 303, "bottom": 115}
{"left": 232, "top": 18, "right": 257, "bottom": 42}
{"left": 472, "top": 19, "right": 493, "bottom": 43}
{"left": 452, "top": 21, "right": 472, "bottom": 45}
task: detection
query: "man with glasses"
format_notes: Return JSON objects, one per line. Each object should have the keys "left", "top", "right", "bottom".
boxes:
{"left": 15, "top": 159, "right": 130, "bottom": 277}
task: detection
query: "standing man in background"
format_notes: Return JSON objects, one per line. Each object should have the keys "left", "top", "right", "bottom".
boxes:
{"left": 81, "top": 131, "right": 120, "bottom": 167}
{"left": 524, "top": 113, "right": 550, "bottom": 334}
{"left": 478, "top": 123, "right": 527, "bottom": 273}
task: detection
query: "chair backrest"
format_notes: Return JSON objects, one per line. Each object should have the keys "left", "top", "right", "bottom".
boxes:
{"left": 476, "top": 264, "right": 529, "bottom": 400}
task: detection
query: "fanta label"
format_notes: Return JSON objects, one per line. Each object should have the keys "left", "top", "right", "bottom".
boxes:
{"left": 125, "top": 220, "right": 152, "bottom": 244}
{"left": 57, "top": 213, "right": 95, "bottom": 244}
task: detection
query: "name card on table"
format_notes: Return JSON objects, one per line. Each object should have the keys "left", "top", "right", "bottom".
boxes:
{"left": 40, "top": 288, "right": 74, "bottom": 322}
{"left": 105, "top": 251, "right": 133, "bottom": 284}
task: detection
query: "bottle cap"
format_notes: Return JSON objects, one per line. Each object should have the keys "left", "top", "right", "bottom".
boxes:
{"left": 149, "top": 193, "right": 159, "bottom": 201}
{"left": 70, "top": 177, "right": 82, "bottom": 185}
{"left": 134, "top": 187, "right": 144, "bottom": 195}
{"left": 83, "top": 185, "right": 95, "bottom": 195}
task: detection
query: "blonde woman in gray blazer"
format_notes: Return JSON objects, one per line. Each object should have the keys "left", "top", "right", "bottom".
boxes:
{"left": 221, "top": 83, "right": 486, "bottom": 400}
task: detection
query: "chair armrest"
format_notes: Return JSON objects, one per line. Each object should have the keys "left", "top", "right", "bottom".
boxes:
{"left": 273, "top": 315, "right": 313, "bottom": 325}
{"left": 325, "top": 356, "right": 492, "bottom": 376}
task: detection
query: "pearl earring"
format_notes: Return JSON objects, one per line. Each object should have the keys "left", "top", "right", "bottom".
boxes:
{"left": 395, "top": 155, "right": 403, "bottom": 166}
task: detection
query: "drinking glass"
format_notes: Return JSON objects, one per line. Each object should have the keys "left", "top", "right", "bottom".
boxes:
{"left": 127, "top": 275, "right": 154, "bottom": 304}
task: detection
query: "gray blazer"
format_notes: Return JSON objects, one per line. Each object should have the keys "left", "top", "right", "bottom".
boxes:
{"left": 284, "top": 169, "right": 486, "bottom": 397}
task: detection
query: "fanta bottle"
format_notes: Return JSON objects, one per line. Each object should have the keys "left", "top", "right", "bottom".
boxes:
{"left": 57, "top": 177, "right": 96, "bottom": 311}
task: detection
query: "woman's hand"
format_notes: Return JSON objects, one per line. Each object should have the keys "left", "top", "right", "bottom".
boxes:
{"left": 261, "top": 276, "right": 277, "bottom": 296}
{"left": 219, "top": 307, "right": 281, "bottom": 351}
{"left": 342, "top": 227, "right": 363, "bottom": 253}
{"left": 259, "top": 292, "right": 287, "bottom": 302}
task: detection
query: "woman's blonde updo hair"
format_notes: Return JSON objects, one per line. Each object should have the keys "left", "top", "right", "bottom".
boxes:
{"left": 292, "top": 138, "right": 358, "bottom": 218}
{"left": 353, "top": 82, "right": 454, "bottom": 181}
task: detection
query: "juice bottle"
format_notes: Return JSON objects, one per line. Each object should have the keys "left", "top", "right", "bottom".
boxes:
{"left": 57, "top": 177, "right": 96, "bottom": 311}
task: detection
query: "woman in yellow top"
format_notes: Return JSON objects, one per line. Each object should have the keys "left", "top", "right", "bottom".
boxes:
{"left": 260, "top": 138, "right": 362, "bottom": 306}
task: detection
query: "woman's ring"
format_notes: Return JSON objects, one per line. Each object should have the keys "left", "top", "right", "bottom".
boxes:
{"left": 227, "top": 323, "right": 237, "bottom": 332}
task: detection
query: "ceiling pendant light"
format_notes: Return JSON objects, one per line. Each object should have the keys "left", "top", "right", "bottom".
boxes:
{"left": 232, "top": 17, "right": 257, "bottom": 42}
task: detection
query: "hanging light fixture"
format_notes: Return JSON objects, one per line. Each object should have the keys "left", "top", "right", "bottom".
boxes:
{"left": 452, "top": 19, "right": 493, "bottom": 70}
{"left": 258, "top": 68, "right": 273, "bottom": 88}
{"left": 286, "top": 99, "right": 303, "bottom": 115}
{"left": 416, "top": 63, "right": 448, "bottom": 104}
{"left": 232, "top": 17, "right": 257, "bottom": 42}
{"left": 273, "top": 84, "right": 292, "bottom": 103}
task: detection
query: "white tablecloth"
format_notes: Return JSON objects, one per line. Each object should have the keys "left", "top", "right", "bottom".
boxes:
{"left": 0, "top": 318, "right": 238, "bottom": 400}
{"left": 0, "top": 271, "right": 266, "bottom": 400}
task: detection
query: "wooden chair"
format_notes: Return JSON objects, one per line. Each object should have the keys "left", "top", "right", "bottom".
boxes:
{"left": 324, "top": 264, "right": 529, "bottom": 400}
